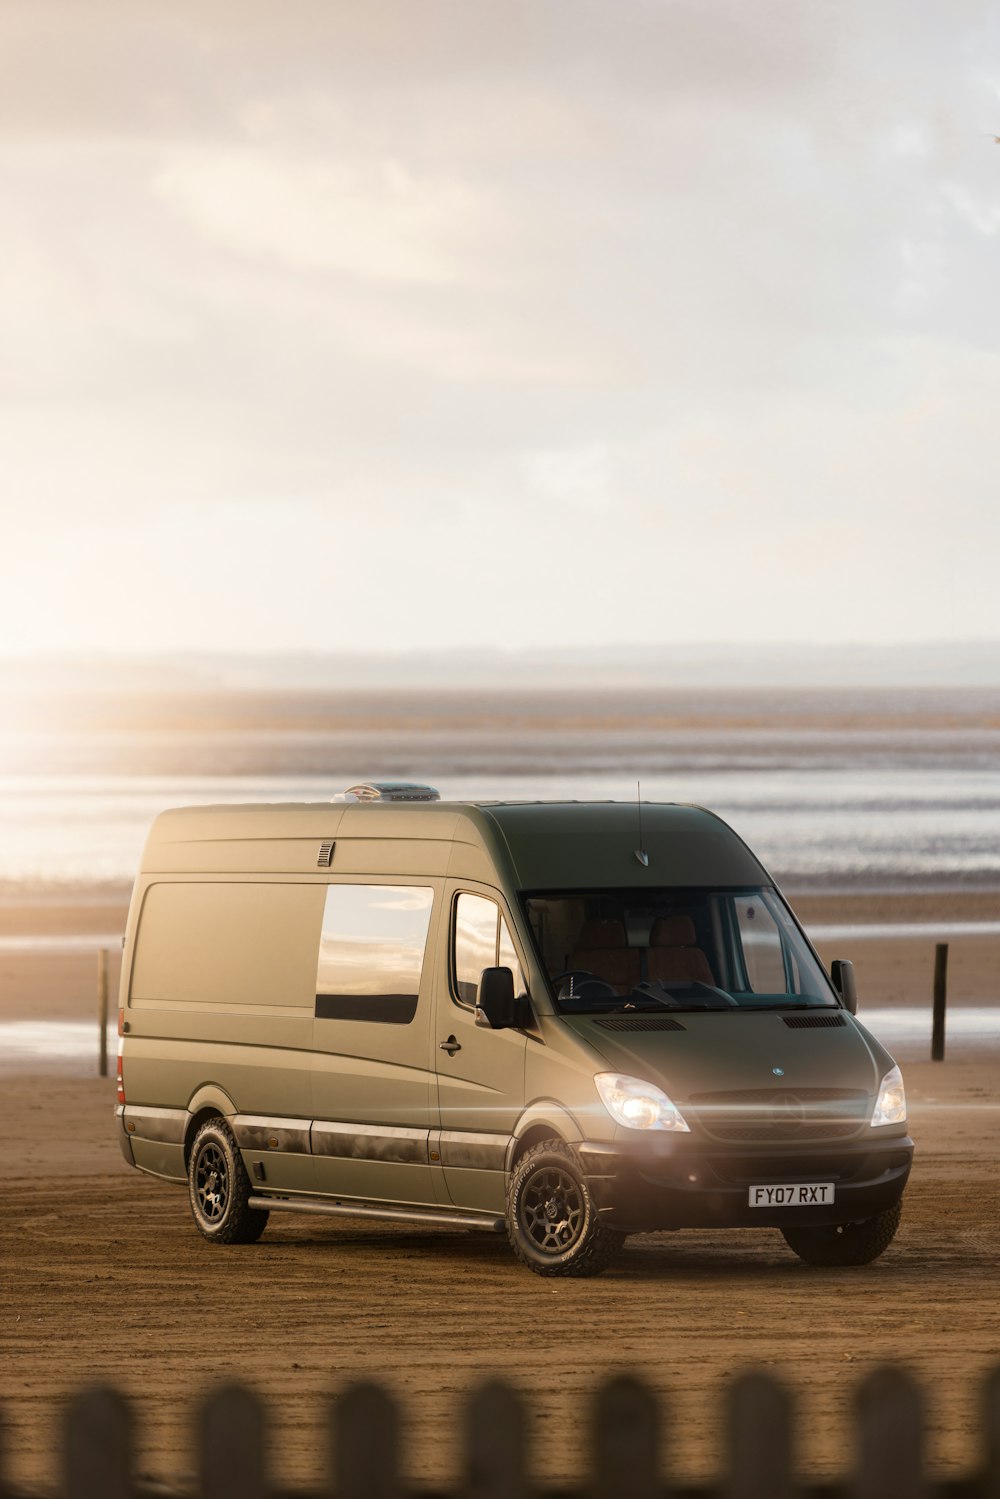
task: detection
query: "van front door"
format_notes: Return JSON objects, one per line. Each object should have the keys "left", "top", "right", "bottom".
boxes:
{"left": 433, "top": 886, "right": 528, "bottom": 1215}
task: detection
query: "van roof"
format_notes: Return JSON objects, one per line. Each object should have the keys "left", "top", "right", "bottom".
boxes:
{"left": 140, "top": 800, "right": 770, "bottom": 889}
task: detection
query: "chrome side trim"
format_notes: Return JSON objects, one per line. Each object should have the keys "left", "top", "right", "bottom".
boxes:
{"left": 248, "top": 1195, "right": 503, "bottom": 1233}
{"left": 232, "top": 1115, "right": 312, "bottom": 1154}
{"left": 438, "top": 1130, "right": 509, "bottom": 1172}
{"left": 121, "top": 1105, "right": 187, "bottom": 1145}
{"left": 311, "top": 1120, "right": 429, "bottom": 1165}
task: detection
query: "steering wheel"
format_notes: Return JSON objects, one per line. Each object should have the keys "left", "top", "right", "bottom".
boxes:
{"left": 550, "top": 970, "right": 620, "bottom": 1012}
{"left": 551, "top": 969, "right": 599, "bottom": 993}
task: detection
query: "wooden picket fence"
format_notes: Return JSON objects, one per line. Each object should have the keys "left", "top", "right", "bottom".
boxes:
{"left": 4, "top": 1368, "right": 1000, "bottom": 1498}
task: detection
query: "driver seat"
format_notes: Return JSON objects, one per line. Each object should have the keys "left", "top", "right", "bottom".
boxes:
{"left": 647, "top": 915, "right": 714, "bottom": 985}
{"left": 568, "top": 917, "right": 640, "bottom": 993}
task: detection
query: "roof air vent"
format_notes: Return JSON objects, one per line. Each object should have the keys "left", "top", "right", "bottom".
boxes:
{"left": 333, "top": 782, "right": 441, "bottom": 804}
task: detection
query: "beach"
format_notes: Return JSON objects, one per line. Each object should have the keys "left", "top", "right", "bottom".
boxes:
{"left": 2, "top": 686, "right": 999, "bottom": 1490}
{"left": 2, "top": 881, "right": 998, "bottom": 1492}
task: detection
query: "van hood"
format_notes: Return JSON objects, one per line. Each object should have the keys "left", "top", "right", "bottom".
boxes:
{"left": 564, "top": 1010, "right": 892, "bottom": 1107}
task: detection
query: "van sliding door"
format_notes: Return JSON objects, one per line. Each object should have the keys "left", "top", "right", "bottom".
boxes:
{"left": 311, "top": 880, "right": 442, "bottom": 1207}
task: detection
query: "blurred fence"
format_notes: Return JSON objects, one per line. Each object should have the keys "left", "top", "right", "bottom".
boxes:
{"left": 4, "top": 1368, "right": 1000, "bottom": 1498}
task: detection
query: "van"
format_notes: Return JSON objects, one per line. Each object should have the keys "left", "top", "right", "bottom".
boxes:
{"left": 116, "top": 787, "right": 912, "bottom": 1276}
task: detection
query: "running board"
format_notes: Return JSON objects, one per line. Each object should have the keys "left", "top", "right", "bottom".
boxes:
{"left": 248, "top": 1195, "right": 504, "bottom": 1233}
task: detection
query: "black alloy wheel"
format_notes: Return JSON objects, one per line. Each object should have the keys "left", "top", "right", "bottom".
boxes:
{"left": 187, "top": 1118, "right": 269, "bottom": 1245}
{"left": 194, "top": 1140, "right": 229, "bottom": 1223}
{"left": 781, "top": 1200, "right": 902, "bottom": 1266}
{"left": 521, "top": 1165, "right": 585, "bottom": 1253}
{"left": 506, "top": 1140, "right": 625, "bottom": 1277}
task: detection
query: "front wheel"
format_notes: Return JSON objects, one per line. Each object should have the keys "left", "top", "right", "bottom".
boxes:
{"left": 188, "top": 1118, "right": 269, "bottom": 1244}
{"left": 781, "top": 1200, "right": 902, "bottom": 1266}
{"left": 506, "top": 1140, "right": 625, "bottom": 1277}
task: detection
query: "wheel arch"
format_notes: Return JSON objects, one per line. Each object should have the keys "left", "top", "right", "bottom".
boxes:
{"left": 506, "top": 1100, "right": 585, "bottom": 1174}
{"left": 183, "top": 1086, "right": 238, "bottom": 1166}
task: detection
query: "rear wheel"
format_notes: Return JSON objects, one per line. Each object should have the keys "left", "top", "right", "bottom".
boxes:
{"left": 506, "top": 1140, "right": 625, "bottom": 1277}
{"left": 781, "top": 1200, "right": 901, "bottom": 1266}
{"left": 188, "top": 1119, "right": 268, "bottom": 1244}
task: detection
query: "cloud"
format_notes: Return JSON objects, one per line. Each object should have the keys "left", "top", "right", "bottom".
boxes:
{"left": 524, "top": 443, "right": 614, "bottom": 512}
{"left": 152, "top": 147, "right": 501, "bottom": 285}
{"left": 1, "top": 0, "right": 999, "bottom": 652}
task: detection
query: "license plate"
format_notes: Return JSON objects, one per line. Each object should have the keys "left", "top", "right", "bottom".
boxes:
{"left": 748, "top": 1182, "right": 835, "bottom": 1207}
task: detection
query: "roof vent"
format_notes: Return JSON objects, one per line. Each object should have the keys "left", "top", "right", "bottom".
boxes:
{"left": 333, "top": 782, "right": 441, "bottom": 804}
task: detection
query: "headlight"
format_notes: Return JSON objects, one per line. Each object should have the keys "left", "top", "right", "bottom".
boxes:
{"left": 871, "top": 1064, "right": 906, "bottom": 1127}
{"left": 595, "top": 1073, "right": 691, "bottom": 1132}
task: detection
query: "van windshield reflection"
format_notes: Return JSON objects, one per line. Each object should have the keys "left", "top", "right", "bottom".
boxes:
{"left": 523, "top": 887, "right": 839, "bottom": 1015}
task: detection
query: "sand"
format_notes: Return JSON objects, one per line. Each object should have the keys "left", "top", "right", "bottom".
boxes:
{"left": 1, "top": 888, "right": 998, "bottom": 1493}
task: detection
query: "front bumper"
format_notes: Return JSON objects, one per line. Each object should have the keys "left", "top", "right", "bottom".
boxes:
{"left": 577, "top": 1130, "right": 913, "bottom": 1231}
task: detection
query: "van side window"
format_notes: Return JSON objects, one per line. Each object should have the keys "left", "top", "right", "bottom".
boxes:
{"left": 453, "top": 893, "right": 524, "bottom": 1007}
{"left": 453, "top": 893, "right": 498, "bottom": 1006}
{"left": 732, "top": 895, "right": 788, "bottom": 993}
{"left": 316, "top": 884, "right": 434, "bottom": 1024}
{"left": 498, "top": 915, "right": 525, "bottom": 999}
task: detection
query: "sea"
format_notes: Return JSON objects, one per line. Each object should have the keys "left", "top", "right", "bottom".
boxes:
{"left": 2, "top": 686, "right": 1000, "bottom": 894}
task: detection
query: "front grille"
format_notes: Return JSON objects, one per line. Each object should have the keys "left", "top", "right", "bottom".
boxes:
{"left": 703, "top": 1120, "right": 861, "bottom": 1142}
{"left": 689, "top": 1086, "right": 869, "bottom": 1143}
{"left": 594, "top": 1016, "right": 686, "bottom": 1032}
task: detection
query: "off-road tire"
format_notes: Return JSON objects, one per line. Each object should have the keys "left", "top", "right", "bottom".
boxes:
{"left": 506, "top": 1140, "right": 625, "bottom": 1277}
{"left": 781, "top": 1199, "right": 902, "bottom": 1267}
{"left": 188, "top": 1118, "right": 269, "bottom": 1245}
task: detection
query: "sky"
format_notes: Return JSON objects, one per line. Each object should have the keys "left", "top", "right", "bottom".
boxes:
{"left": 2, "top": 0, "right": 999, "bottom": 657}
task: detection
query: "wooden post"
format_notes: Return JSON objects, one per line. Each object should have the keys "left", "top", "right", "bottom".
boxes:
{"left": 64, "top": 1386, "right": 132, "bottom": 1499}
{"left": 931, "top": 943, "right": 948, "bottom": 1062}
{"left": 200, "top": 1386, "right": 267, "bottom": 1499}
{"left": 852, "top": 1366, "right": 925, "bottom": 1499}
{"left": 464, "top": 1381, "right": 527, "bottom": 1499}
{"left": 726, "top": 1372, "right": 793, "bottom": 1499}
{"left": 332, "top": 1381, "right": 401, "bottom": 1499}
{"left": 98, "top": 947, "right": 109, "bottom": 1078}
{"left": 592, "top": 1377, "right": 659, "bottom": 1499}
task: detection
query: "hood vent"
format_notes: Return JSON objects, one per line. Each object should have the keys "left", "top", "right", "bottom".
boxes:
{"left": 782, "top": 1013, "right": 847, "bottom": 1029}
{"left": 594, "top": 1015, "right": 686, "bottom": 1032}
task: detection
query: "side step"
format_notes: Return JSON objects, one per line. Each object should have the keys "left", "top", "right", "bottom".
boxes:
{"left": 248, "top": 1195, "right": 505, "bottom": 1233}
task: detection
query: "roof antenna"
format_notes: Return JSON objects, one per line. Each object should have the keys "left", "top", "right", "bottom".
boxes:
{"left": 634, "top": 779, "right": 649, "bottom": 866}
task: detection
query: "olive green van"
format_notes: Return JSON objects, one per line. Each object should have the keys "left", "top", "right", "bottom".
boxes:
{"left": 116, "top": 787, "right": 912, "bottom": 1276}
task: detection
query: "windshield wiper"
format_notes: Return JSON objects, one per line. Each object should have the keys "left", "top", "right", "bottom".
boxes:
{"left": 732, "top": 1000, "right": 840, "bottom": 1012}
{"left": 630, "top": 980, "right": 739, "bottom": 1010}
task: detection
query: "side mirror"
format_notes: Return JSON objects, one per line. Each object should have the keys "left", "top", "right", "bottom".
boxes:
{"left": 830, "top": 958, "right": 858, "bottom": 1015}
{"left": 476, "top": 966, "right": 517, "bottom": 1030}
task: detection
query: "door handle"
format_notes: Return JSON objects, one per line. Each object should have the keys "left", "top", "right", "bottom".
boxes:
{"left": 439, "top": 1035, "right": 462, "bottom": 1055}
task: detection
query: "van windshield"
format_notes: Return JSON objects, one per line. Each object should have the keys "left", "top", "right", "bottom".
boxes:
{"left": 522, "top": 887, "right": 839, "bottom": 1014}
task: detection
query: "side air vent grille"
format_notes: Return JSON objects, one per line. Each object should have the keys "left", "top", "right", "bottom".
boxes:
{"left": 782, "top": 1013, "right": 847, "bottom": 1029}
{"left": 594, "top": 1015, "right": 686, "bottom": 1032}
{"left": 317, "top": 841, "right": 335, "bottom": 868}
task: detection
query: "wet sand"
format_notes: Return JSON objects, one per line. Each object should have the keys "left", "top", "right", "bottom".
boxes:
{"left": 1, "top": 888, "right": 998, "bottom": 1492}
